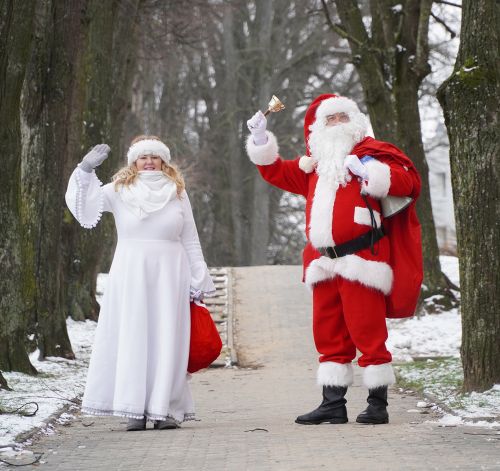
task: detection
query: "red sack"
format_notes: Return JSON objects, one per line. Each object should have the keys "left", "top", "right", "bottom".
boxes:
{"left": 353, "top": 137, "right": 423, "bottom": 318}
{"left": 188, "top": 301, "right": 222, "bottom": 373}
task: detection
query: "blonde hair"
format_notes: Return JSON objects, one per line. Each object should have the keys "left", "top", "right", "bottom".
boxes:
{"left": 113, "top": 135, "right": 185, "bottom": 197}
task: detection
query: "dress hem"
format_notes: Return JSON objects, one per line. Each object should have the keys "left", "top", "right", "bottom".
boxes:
{"left": 81, "top": 406, "right": 195, "bottom": 423}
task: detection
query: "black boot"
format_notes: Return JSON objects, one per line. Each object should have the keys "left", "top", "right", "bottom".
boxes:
{"left": 356, "top": 386, "right": 389, "bottom": 424}
{"left": 295, "top": 386, "right": 348, "bottom": 425}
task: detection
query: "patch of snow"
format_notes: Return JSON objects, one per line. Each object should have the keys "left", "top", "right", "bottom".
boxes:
{"left": 430, "top": 414, "right": 500, "bottom": 429}
{"left": 387, "top": 256, "right": 461, "bottom": 361}
{"left": 0, "top": 318, "right": 96, "bottom": 452}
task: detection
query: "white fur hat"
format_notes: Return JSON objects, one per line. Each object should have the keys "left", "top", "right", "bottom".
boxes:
{"left": 314, "top": 96, "right": 361, "bottom": 122}
{"left": 127, "top": 139, "right": 171, "bottom": 166}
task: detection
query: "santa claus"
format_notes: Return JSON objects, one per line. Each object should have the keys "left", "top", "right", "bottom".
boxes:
{"left": 246, "top": 94, "right": 422, "bottom": 425}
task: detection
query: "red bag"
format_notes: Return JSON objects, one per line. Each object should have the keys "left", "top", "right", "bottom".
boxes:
{"left": 188, "top": 301, "right": 223, "bottom": 373}
{"left": 353, "top": 137, "right": 423, "bottom": 318}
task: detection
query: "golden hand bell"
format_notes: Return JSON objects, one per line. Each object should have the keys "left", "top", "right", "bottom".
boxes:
{"left": 263, "top": 95, "right": 285, "bottom": 117}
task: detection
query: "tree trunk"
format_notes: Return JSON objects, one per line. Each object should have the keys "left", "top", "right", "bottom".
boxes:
{"left": 330, "top": 0, "right": 398, "bottom": 139}
{"left": 221, "top": 3, "right": 242, "bottom": 265}
{"left": 331, "top": 0, "right": 455, "bottom": 307}
{"left": 437, "top": 0, "right": 500, "bottom": 392}
{"left": 0, "top": 0, "right": 38, "bottom": 376}
{"left": 0, "top": 370, "right": 10, "bottom": 390}
{"left": 63, "top": 0, "right": 143, "bottom": 321}
{"left": 393, "top": 0, "right": 453, "bottom": 306}
{"left": 20, "top": 0, "right": 84, "bottom": 360}
{"left": 249, "top": 1, "right": 274, "bottom": 265}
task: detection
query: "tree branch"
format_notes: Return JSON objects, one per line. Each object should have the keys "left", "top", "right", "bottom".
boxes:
{"left": 434, "top": 0, "right": 462, "bottom": 8}
{"left": 414, "top": 0, "right": 433, "bottom": 77}
{"left": 430, "top": 12, "right": 457, "bottom": 38}
{"left": 321, "top": 0, "right": 363, "bottom": 48}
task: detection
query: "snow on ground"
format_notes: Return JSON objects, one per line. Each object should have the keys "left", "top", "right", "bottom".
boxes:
{"left": 0, "top": 319, "right": 96, "bottom": 451}
{"left": 387, "top": 255, "right": 461, "bottom": 362}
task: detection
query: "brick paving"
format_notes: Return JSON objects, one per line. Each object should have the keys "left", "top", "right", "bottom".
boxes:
{"left": 25, "top": 266, "right": 500, "bottom": 470}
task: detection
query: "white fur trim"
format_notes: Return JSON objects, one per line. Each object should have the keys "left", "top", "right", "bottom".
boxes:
{"left": 315, "top": 97, "right": 361, "bottom": 120}
{"left": 299, "top": 155, "right": 316, "bottom": 173}
{"left": 305, "top": 255, "right": 393, "bottom": 294}
{"left": 362, "top": 363, "right": 396, "bottom": 389}
{"left": 127, "top": 139, "right": 171, "bottom": 165}
{"left": 245, "top": 131, "right": 279, "bottom": 166}
{"left": 362, "top": 159, "right": 391, "bottom": 199}
{"left": 354, "top": 206, "right": 381, "bottom": 227}
{"left": 317, "top": 362, "right": 354, "bottom": 387}
{"left": 309, "top": 175, "right": 338, "bottom": 247}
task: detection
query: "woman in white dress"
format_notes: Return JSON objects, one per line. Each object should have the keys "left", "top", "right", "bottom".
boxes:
{"left": 65, "top": 135, "right": 215, "bottom": 431}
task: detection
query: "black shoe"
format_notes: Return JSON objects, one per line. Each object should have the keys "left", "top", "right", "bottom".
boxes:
{"left": 126, "top": 417, "right": 146, "bottom": 431}
{"left": 154, "top": 417, "right": 180, "bottom": 430}
{"left": 295, "top": 386, "right": 348, "bottom": 425}
{"left": 356, "top": 386, "right": 389, "bottom": 424}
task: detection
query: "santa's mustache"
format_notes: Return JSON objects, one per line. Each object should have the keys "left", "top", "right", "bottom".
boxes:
{"left": 309, "top": 126, "right": 357, "bottom": 160}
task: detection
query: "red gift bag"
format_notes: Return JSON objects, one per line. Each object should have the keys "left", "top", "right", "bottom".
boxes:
{"left": 188, "top": 301, "right": 223, "bottom": 373}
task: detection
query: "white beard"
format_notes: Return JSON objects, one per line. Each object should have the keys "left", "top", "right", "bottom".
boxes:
{"left": 308, "top": 113, "right": 367, "bottom": 185}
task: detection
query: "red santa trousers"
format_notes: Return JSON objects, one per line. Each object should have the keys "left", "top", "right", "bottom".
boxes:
{"left": 312, "top": 276, "right": 392, "bottom": 367}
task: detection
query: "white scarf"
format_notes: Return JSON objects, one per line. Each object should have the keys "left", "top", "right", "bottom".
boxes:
{"left": 118, "top": 171, "right": 177, "bottom": 219}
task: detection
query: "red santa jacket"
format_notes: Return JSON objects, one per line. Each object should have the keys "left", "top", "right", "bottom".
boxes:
{"left": 246, "top": 132, "right": 422, "bottom": 318}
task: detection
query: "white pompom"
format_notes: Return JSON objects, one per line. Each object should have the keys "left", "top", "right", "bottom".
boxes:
{"left": 299, "top": 156, "right": 317, "bottom": 173}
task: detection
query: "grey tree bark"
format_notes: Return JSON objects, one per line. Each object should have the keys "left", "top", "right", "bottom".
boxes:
{"left": 63, "top": 0, "right": 143, "bottom": 321}
{"left": 326, "top": 0, "right": 456, "bottom": 308}
{"left": 437, "top": 0, "right": 500, "bottom": 392}
{"left": 20, "top": 0, "right": 83, "bottom": 360}
{"left": 0, "top": 0, "right": 38, "bottom": 377}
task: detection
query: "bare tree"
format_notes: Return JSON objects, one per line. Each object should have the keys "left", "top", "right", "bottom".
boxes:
{"left": 0, "top": 0, "right": 38, "bottom": 378}
{"left": 437, "top": 0, "right": 499, "bottom": 392}
{"left": 126, "top": 0, "right": 363, "bottom": 266}
{"left": 63, "top": 0, "right": 144, "bottom": 322}
{"left": 20, "top": 0, "right": 85, "bottom": 360}
{"left": 321, "top": 0, "right": 457, "bottom": 309}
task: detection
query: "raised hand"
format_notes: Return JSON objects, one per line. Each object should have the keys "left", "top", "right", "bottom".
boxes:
{"left": 246, "top": 111, "right": 268, "bottom": 146}
{"left": 78, "top": 144, "right": 111, "bottom": 173}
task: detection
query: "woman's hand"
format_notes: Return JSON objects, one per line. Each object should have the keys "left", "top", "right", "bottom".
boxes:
{"left": 190, "top": 288, "right": 204, "bottom": 303}
{"left": 78, "top": 144, "right": 111, "bottom": 173}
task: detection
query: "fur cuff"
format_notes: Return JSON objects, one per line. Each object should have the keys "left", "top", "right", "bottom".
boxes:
{"left": 362, "top": 159, "right": 391, "bottom": 199}
{"left": 299, "top": 156, "right": 317, "bottom": 173}
{"left": 305, "top": 255, "right": 393, "bottom": 294}
{"left": 362, "top": 363, "right": 396, "bottom": 389}
{"left": 246, "top": 131, "right": 279, "bottom": 166}
{"left": 317, "top": 362, "right": 354, "bottom": 387}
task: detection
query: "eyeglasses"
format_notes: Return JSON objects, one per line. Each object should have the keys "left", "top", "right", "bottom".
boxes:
{"left": 326, "top": 113, "right": 350, "bottom": 125}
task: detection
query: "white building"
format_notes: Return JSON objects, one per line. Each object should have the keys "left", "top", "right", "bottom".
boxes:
{"left": 426, "top": 121, "right": 457, "bottom": 254}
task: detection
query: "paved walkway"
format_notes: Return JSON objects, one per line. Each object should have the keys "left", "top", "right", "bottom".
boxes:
{"left": 26, "top": 266, "right": 500, "bottom": 470}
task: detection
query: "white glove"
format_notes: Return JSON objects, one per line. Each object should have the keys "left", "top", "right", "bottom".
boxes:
{"left": 344, "top": 154, "right": 368, "bottom": 180}
{"left": 246, "top": 111, "right": 268, "bottom": 146}
{"left": 190, "top": 288, "right": 204, "bottom": 302}
{"left": 78, "top": 144, "right": 111, "bottom": 173}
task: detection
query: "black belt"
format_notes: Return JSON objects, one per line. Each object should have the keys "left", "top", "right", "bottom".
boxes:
{"left": 317, "top": 226, "right": 385, "bottom": 259}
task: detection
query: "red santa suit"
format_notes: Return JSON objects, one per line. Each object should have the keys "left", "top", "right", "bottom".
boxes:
{"left": 246, "top": 94, "right": 422, "bottom": 390}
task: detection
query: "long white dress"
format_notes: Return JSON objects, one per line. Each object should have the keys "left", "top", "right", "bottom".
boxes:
{"left": 65, "top": 167, "right": 215, "bottom": 423}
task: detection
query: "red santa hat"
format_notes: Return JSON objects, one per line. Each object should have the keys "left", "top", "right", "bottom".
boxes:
{"left": 303, "top": 94, "right": 363, "bottom": 156}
